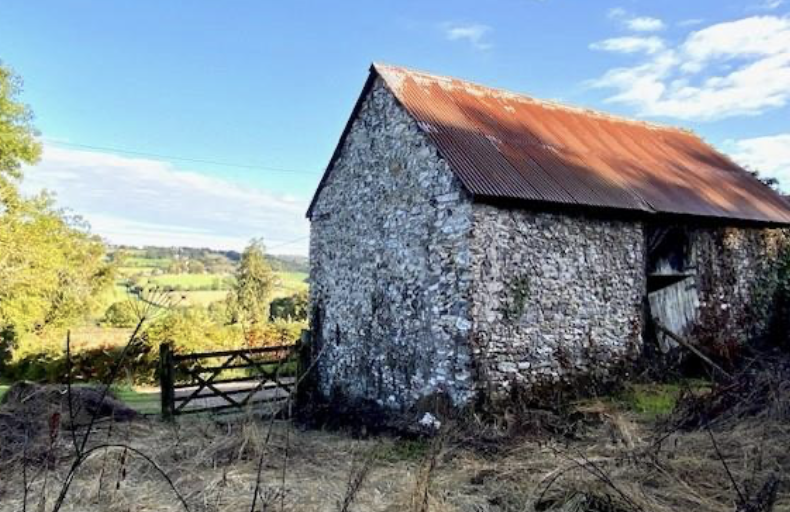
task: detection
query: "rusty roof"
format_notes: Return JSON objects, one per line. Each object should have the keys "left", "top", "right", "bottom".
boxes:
{"left": 308, "top": 63, "right": 790, "bottom": 224}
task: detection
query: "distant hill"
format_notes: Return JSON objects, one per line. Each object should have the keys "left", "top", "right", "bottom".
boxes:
{"left": 269, "top": 254, "right": 309, "bottom": 274}
{"left": 110, "top": 245, "right": 309, "bottom": 274}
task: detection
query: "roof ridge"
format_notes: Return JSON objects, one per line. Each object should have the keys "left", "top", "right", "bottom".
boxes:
{"left": 372, "top": 62, "right": 697, "bottom": 137}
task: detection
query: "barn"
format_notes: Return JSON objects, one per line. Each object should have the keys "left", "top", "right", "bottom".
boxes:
{"left": 306, "top": 63, "right": 790, "bottom": 412}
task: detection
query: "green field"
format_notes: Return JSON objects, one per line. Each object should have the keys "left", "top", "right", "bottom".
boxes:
{"left": 180, "top": 290, "right": 229, "bottom": 306}
{"left": 145, "top": 271, "right": 307, "bottom": 291}
{"left": 108, "top": 272, "right": 306, "bottom": 306}
{"left": 277, "top": 271, "right": 309, "bottom": 288}
{"left": 107, "top": 246, "right": 308, "bottom": 308}
{"left": 124, "top": 256, "right": 171, "bottom": 268}
{"left": 272, "top": 271, "right": 308, "bottom": 298}
{"left": 147, "top": 273, "right": 233, "bottom": 289}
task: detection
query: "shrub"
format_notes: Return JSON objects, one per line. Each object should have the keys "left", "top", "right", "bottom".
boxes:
{"left": 138, "top": 307, "right": 242, "bottom": 364}
{"left": 269, "top": 290, "right": 308, "bottom": 322}
{"left": 3, "top": 305, "right": 305, "bottom": 385}
{"left": 244, "top": 318, "right": 305, "bottom": 347}
{"left": 6, "top": 328, "right": 146, "bottom": 383}
{"left": 101, "top": 301, "right": 139, "bottom": 328}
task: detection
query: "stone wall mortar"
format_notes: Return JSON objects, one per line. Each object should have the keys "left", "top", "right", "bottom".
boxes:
{"left": 309, "top": 78, "right": 475, "bottom": 410}
{"left": 468, "top": 205, "right": 646, "bottom": 400}
{"left": 688, "top": 225, "right": 789, "bottom": 348}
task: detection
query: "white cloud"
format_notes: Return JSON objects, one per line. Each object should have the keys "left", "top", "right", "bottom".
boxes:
{"left": 626, "top": 16, "right": 666, "bottom": 32}
{"left": 608, "top": 8, "right": 665, "bottom": 32}
{"left": 608, "top": 8, "right": 627, "bottom": 19}
{"left": 20, "top": 145, "right": 311, "bottom": 254}
{"left": 590, "top": 36, "right": 665, "bottom": 55}
{"left": 725, "top": 134, "right": 790, "bottom": 192}
{"left": 441, "top": 22, "right": 493, "bottom": 50}
{"left": 589, "top": 15, "right": 790, "bottom": 120}
{"left": 678, "top": 18, "right": 705, "bottom": 27}
{"left": 751, "top": 0, "right": 785, "bottom": 11}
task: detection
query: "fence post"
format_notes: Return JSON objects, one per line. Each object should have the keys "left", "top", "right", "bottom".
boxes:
{"left": 160, "top": 342, "right": 175, "bottom": 421}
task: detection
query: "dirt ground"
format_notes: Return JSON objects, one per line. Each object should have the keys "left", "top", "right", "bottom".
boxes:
{"left": 1, "top": 390, "right": 788, "bottom": 512}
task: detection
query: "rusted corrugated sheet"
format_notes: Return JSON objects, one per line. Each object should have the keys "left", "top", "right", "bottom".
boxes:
{"left": 371, "top": 63, "right": 790, "bottom": 224}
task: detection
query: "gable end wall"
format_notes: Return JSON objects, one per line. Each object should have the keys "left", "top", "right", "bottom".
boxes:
{"left": 309, "top": 78, "right": 475, "bottom": 410}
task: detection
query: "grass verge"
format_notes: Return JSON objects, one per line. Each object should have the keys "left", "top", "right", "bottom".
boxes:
{"left": 112, "top": 385, "right": 161, "bottom": 415}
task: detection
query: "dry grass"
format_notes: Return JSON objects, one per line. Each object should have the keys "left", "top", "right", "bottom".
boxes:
{"left": 0, "top": 412, "right": 419, "bottom": 512}
{"left": 1, "top": 401, "right": 787, "bottom": 512}
{"left": 2, "top": 352, "right": 789, "bottom": 512}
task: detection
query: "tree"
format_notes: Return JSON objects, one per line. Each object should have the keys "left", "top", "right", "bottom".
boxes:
{"left": 188, "top": 260, "right": 205, "bottom": 274}
{"left": 746, "top": 167, "right": 781, "bottom": 191}
{"left": 0, "top": 62, "right": 115, "bottom": 363}
{"left": 167, "top": 259, "right": 188, "bottom": 274}
{"left": 102, "top": 301, "right": 139, "bottom": 328}
{"left": 270, "top": 289, "right": 308, "bottom": 321}
{"left": 0, "top": 62, "right": 41, "bottom": 205}
{"left": 0, "top": 195, "right": 116, "bottom": 338}
{"left": 227, "top": 238, "right": 277, "bottom": 325}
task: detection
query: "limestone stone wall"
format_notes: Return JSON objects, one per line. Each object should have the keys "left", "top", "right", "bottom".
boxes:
{"left": 468, "top": 205, "right": 646, "bottom": 401}
{"left": 308, "top": 79, "right": 790, "bottom": 413}
{"left": 688, "top": 225, "right": 789, "bottom": 348}
{"left": 309, "top": 78, "right": 475, "bottom": 410}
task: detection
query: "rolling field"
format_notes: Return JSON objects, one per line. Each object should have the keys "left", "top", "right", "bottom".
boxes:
{"left": 179, "top": 290, "right": 229, "bottom": 306}
{"left": 272, "top": 271, "right": 309, "bottom": 298}
{"left": 146, "top": 273, "right": 233, "bottom": 289}
{"left": 123, "top": 256, "right": 171, "bottom": 268}
{"left": 109, "top": 247, "right": 308, "bottom": 308}
{"left": 112, "top": 272, "right": 307, "bottom": 304}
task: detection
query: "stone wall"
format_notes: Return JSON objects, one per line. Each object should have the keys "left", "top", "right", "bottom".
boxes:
{"left": 468, "top": 205, "right": 646, "bottom": 402}
{"left": 309, "top": 78, "right": 475, "bottom": 411}
{"left": 308, "top": 79, "right": 790, "bottom": 413}
{"left": 688, "top": 225, "right": 789, "bottom": 349}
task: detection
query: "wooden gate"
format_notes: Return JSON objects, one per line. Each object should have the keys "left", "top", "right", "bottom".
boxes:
{"left": 159, "top": 342, "right": 300, "bottom": 419}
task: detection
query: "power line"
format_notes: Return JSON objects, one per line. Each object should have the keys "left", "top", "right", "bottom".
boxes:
{"left": 50, "top": 141, "right": 323, "bottom": 175}
{"left": 266, "top": 235, "right": 310, "bottom": 251}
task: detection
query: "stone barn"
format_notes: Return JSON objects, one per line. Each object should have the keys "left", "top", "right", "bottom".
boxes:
{"left": 306, "top": 63, "right": 790, "bottom": 412}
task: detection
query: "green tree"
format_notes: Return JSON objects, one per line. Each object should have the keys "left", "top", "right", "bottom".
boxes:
{"left": 0, "top": 196, "right": 116, "bottom": 338}
{"left": 188, "top": 260, "right": 205, "bottom": 274}
{"left": 0, "top": 62, "right": 115, "bottom": 364}
{"left": 101, "top": 301, "right": 139, "bottom": 328}
{"left": 0, "top": 62, "right": 41, "bottom": 205}
{"left": 270, "top": 289, "right": 308, "bottom": 321}
{"left": 167, "top": 259, "right": 188, "bottom": 274}
{"left": 227, "top": 238, "right": 277, "bottom": 325}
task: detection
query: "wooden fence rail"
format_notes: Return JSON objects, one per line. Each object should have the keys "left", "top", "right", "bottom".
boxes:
{"left": 159, "top": 341, "right": 300, "bottom": 419}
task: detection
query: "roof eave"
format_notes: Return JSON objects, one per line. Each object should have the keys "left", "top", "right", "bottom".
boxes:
{"left": 473, "top": 194, "right": 790, "bottom": 227}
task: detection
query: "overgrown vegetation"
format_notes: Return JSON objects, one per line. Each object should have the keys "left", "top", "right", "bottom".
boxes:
{"left": 502, "top": 274, "right": 530, "bottom": 322}
{"left": 2, "top": 359, "right": 789, "bottom": 511}
{"left": 0, "top": 62, "right": 116, "bottom": 372}
{"left": 774, "top": 247, "right": 790, "bottom": 340}
{"left": 612, "top": 383, "right": 693, "bottom": 420}
{"left": 0, "top": 62, "right": 307, "bottom": 386}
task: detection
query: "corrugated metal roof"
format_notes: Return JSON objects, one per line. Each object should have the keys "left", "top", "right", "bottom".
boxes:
{"left": 308, "top": 64, "right": 790, "bottom": 224}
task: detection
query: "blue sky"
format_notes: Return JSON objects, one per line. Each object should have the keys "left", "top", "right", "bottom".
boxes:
{"left": 2, "top": 0, "right": 789, "bottom": 255}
